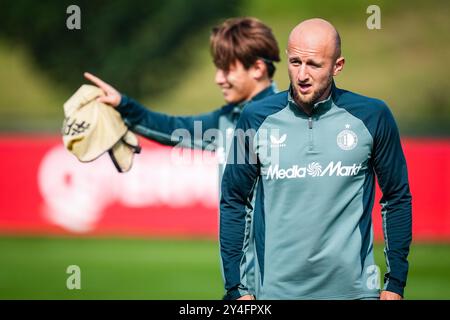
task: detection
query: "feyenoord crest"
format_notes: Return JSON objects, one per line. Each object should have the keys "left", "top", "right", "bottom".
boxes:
{"left": 337, "top": 124, "right": 358, "bottom": 150}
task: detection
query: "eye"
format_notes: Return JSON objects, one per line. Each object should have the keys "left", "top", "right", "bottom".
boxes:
{"left": 289, "top": 59, "right": 301, "bottom": 66}
{"left": 308, "top": 61, "right": 322, "bottom": 68}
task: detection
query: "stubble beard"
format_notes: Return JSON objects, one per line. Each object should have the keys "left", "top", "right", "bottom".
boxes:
{"left": 291, "top": 75, "right": 333, "bottom": 109}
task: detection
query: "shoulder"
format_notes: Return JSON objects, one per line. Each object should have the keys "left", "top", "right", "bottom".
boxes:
{"left": 333, "top": 87, "right": 389, "bottom": 116}
{"left": 240, "top": 91, "right": 289, "bottom": 127}
{"left": 244, "top": 90, "right": 289, "bottom": 114}
{"left": 217, "top": 103, "right": 235, "bottom": 115}
{"left": 333, "top": 87, "right": 396, "bottom": 136}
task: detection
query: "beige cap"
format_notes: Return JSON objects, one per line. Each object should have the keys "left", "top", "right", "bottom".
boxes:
{"left": 108, "top": 130, "right": 141, "bottom": 172}
{"left": 62, "top": 84, "right": 140, "bottom": 172}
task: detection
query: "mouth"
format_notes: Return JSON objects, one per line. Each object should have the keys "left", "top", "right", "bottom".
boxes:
{"left": 298, "top": 83, "right": 312, "bottom": 94}
{"left": 221, "top": 85, "right": 232, "bottom": 92}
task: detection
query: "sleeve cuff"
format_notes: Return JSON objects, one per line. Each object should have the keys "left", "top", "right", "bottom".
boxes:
{"left": 116, "top": 94, "right": 130, "bottom": 115}
{"left": 384, "top": 276, "right": 406, "bottom": 297}
{"left": 223, "top": 287, "right": 250, "bottom": 300}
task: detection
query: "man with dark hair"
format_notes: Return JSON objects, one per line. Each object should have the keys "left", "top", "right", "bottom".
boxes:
{"left": 220, "top": 18, "right": 412, "bottom": 300}
{"left": 84, "top": 17, "right": 280, "bottom": 299}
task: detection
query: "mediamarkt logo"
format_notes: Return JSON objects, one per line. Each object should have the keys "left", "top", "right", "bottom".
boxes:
{"left": 266, "top": 161, "right": 362, "bottom": 179}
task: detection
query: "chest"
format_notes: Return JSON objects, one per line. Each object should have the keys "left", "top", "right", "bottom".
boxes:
{"left": 256, "top": 108, "right": 373, "bottom": 179}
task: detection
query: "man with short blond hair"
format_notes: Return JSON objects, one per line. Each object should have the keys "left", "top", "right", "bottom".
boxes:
{"left": 220, "top": 18, "right": 412, "bottom": 300}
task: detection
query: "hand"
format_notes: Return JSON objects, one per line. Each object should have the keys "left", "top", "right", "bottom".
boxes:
{"left": 237, "top": 295, "right": 255, "bottom": 300}
{"left": 380, "top": 290, "right": 403, "bottom": 300}
{"left": 83, "top": 72, "right": 121, "bottom": 107}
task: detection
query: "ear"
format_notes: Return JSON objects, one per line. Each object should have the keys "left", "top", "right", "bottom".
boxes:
{"left": 333, "top": 56, "right": 345, "bottom": 76}
{"left": 250, "top": 59, "right": 268, "bottom": 81}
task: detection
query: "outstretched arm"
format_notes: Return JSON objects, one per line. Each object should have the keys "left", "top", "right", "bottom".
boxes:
{"left": 84, "top": 72, "right": 222, "bottom": 150}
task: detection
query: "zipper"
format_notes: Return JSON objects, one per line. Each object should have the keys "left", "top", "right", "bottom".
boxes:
{"left": 308, "top": 116, "right": 314, "bottom": 151}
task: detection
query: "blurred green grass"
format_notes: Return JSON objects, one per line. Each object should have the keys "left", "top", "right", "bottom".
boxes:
{"left": 0, "top": 236, "right": 449, "bottom": 299}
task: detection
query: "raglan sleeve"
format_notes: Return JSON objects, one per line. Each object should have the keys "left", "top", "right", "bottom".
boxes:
{"left": 219, "top": 106, "right": 260, "bottom": 300}
{"left": 372, "top": 103, "right": 412, "bottom": 297}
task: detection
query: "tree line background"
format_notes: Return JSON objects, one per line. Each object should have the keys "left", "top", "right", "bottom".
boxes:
{"left": 0, "top": 0, "right": 448, "bottom": 135}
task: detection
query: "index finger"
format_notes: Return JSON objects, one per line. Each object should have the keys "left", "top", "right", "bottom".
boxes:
{"left": 84, "top": 72, "right": 114, "bottom": 92}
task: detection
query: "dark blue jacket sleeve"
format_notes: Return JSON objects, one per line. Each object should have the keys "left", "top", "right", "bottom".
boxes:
{"left": 116, "top": 95, "right": 222, "bottom": 150}
{"left": 220, "top": 108, "right": 260, "bottom": 300}
{"left": 372, "top": 105, "right": 412, "bottom": 297}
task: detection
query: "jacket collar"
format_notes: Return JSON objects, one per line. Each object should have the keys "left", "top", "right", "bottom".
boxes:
{"left": 231, "top": 82, "right": 278, "bottom": 116}
{"left": 249, "top": 82, "right": 278, "bottom": 103}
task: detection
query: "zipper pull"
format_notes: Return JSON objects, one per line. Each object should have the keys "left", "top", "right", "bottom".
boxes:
{"left": 308, "top": 117, "right": 313, "bottom": 129}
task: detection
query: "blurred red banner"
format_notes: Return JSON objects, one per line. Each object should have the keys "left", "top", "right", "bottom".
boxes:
{"left": 0, "top": 135, "right": 449, "bottom": 241}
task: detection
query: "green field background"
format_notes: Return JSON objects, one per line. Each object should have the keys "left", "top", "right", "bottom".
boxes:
{"left": 0, "top": 237, "right": 449, "bottom": 300}
{"left": 0, "top": 0, "right": 449, "bottom": 300}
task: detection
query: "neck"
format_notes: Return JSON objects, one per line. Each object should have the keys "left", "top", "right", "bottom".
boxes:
{"left": 248, "top": 79, "right": 272, "bottom": 101}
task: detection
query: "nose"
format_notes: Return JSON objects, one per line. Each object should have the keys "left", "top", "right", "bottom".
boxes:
{"left": 297, "top": 64, "right": 309, "bottom": 83}
{"left": 215, "top": 69, "right": 226, "bottom": 86}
